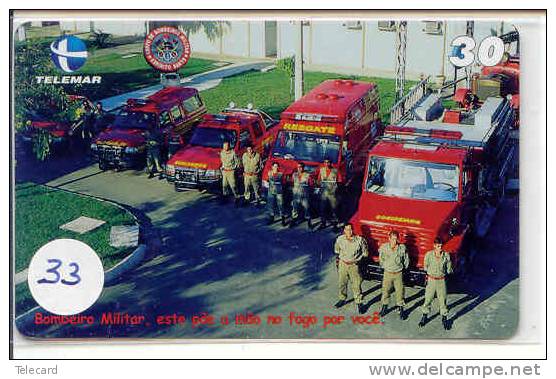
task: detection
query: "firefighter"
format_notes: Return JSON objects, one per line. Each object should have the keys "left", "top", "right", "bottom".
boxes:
{"left": 419, "top": 237, "right": 453, "bottom": 330}
{"left": 317, "top": 159, "right": 339, "bottom": 230}
{"left": 220, "top": 142, "right": 240, "bottom": 205}
{"left": 93, "top": 101, "right": 107, "bottom": 135}
{"left": 290, "top": 162, "right": 313, "bottom": 229}
{"left": 81, "top": 101, "right": 96, "bottom": 140}
{"left": 334, "top": 223, "right": 368, "bottom": 314}
{"left": 242, "top": 146, "right": 262, "bottom": 205}
{"left": 266, "top": 162, "right": 287, "bottom": 226}
{"left": 378, "top": 230, "right": 409, "bottom": 319}
{"left": 145, "top": 127, "right": 164, "bottom": 179}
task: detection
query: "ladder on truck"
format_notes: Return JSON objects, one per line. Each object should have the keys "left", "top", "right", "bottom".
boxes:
{"left": 389, "top": 76, "right": 431, "bottom": 126}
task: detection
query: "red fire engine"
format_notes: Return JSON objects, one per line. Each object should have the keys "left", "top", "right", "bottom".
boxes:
{"left": 351, "top": 79, "right": 517, "bottom": 284}
{"left": 92, "top": 86, "right": 206, "bottom": 170}
{"left": 262, "top": 79, "right": 382, "bottom": 198}
{"left": 166, "top": 105, "right": 277, "bottom": 191}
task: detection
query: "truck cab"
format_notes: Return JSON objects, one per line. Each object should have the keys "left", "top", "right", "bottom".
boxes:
{"left": 262, "top": 79, "right": 382, "bottom": 192}
{"left": 166, "top": 106, "right": 277, "bottom": 191}
{"left": 352, "top": 82, "right": 516, "bottom": 285}
{"left": 91, "top": 86, "right": 206, "bottom": 170}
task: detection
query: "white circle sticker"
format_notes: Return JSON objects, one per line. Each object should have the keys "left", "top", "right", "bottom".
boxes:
{"left": 27, "top": 239, "right": 104, "bottom": 315}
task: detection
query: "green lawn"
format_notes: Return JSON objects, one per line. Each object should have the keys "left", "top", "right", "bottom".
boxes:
{"left": 15, "top": 183, "right": 138, "bottom": 315}
{"left": 15, "top": 183, "right": 137, "bottom": 272}
{"left": 78, "top": 54, "right": 226, "bottom": 101}
{"left": 201, "top": 69, "right": 411, "bottom": 124}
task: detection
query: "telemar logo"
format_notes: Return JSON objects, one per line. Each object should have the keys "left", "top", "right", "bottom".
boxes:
{"left": 144, "top": 26, "right": 191, "bottom": 72}
{"left": 36, "top": 35, "right": 101, "bottom": 85}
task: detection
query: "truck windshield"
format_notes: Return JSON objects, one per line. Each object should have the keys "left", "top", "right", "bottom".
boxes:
{"left": 189, "top": 127, "right": 237, "bottom": 148}
{"left": 272, "top": 131, "right": 341, "bottom": 163}
{"left": 112, "top": 110, "right": 156, "bottom": 130}
{"left": 366, "top": 157, "right": 460, "bottom": 201}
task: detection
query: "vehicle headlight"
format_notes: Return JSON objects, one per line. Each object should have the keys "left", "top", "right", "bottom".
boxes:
{"left": 125, "top": 146, "right": 139, "bottom": 154}
{"left": 166, "top": 164, "right": 175, "bottom": 176}
{"left": 262, "top": 180, "right": 269, "bottom": 189}
{"left": 204, "top": 169, "right": 220, "bottom": 178}
{"left": 90, "top": 143, "right": 98, "bottom": 150}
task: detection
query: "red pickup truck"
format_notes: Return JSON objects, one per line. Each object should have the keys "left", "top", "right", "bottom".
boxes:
{"left": 166, "top": 106, "right": 277, "bottom": 191}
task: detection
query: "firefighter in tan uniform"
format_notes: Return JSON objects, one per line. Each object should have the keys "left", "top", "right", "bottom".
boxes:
{"left": 317, "top": 159, "right": 339, "bottom": 230}
{"left": 419, "top": 238, "right": 453, "bottom": 330}
{"left": 266, "top": 162, "right": 287, "bottom": 226}
{"left": 334, "top": 223, "right": 368, "bottom": 314}
{"left": 290, "top": 162, "right": 313, "bottom": 229}
{"left": 378, "top": 230, "right": 409, "bottom": 319}
{"left": 242, "top": 146, "right": 262, "bottom": 205}
{"left": 220, "top": 142, "right": 240, "bottom": 205}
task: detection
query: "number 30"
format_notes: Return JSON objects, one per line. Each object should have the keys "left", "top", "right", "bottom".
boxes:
{"left": 449, "top": 36, "right": 505, "bottom": 68}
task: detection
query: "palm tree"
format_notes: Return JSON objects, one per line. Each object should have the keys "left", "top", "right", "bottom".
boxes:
{"left": 148, "top": 21, "right": 229, "bottom": 41}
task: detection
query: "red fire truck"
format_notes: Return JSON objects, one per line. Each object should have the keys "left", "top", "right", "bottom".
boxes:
{"left": 166, "top": 105, "right": 277, "bottom": 191}
{"left": 351, "top": 79, "right": 517, "bottom": 284}
{"left": 92, "top": 86, "right": 206, "bottom": 170}
{"left": 261, "top": 79, "right": 382, "bottom": 199}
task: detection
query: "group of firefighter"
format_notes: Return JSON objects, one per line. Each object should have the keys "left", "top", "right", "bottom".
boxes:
{"left": 219, "top": 141, "right": 341, "bottom": 229}
{"left": 335, "top": 225, "right": 453, "bottom": 330}
{"left": 143, "top": 138, "right": 453, "bottom": 330}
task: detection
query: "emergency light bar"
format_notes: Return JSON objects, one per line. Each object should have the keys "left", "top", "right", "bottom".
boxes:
{"left": 202, "top": 114, "right": 242, "bottom": 124}
{"left": 384, "top": 125, "right": 463, "bottom": 140}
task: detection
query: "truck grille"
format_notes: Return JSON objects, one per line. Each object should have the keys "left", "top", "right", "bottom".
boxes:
{"left": 175, "top": 167, "right": 200, "bottom": 183}
{"left": 361, "top": 222, "right": 434, "bottom": 268}
{"left": 98, "top": 145, "right": 124, "bottom": 161}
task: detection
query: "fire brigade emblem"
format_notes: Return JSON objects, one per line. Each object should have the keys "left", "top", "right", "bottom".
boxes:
{"left": 143, "top": 26, "right": 191, "bottom": 72}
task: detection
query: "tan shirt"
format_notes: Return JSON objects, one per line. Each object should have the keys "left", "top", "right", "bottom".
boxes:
{"left": 423, "top": 250, "right": 453, "bottom": 278}
{"left": 318, "top": 166, "right": 338, "bottom": 195}
{"left": 334, "top": 235, "right": 368, "bottom": 263}
{"left": 242, "top": 152, "right": 262, "bottom": 174}
{"left": 379, "top": 242, "right": 409, "bottom": 272}
{"left": 220, "top": 149, "right": 239, "bottom": 171}
{"left": 292, "top": 171, "right": 311, "bottom": 196}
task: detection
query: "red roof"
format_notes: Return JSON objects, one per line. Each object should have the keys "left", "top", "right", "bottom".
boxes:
{"left": 281, "top": 79, "right": 376, "bottom": 121}
{"left": 370, "top": 141, "right": 468, "bottom": 165}
{"left": 128, "top": 87, "right": 199, "bottom": 113}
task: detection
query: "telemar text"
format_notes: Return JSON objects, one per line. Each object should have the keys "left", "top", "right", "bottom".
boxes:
{"left": 35, "top": 75, "right": 102, "bottom": 84}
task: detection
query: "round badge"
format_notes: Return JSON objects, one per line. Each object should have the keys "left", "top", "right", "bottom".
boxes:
{"left": 143, "top": 26, "right": 191, "bottom": 72}
{"left": 27, "top": 239, "right": 104, "bottom": 315}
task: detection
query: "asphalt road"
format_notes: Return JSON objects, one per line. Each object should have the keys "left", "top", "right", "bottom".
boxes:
{"left": 15, "top": 151, "right": 519, "bottom": 340}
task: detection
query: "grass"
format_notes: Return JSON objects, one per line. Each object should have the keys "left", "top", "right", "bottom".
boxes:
{"left": 78, "top": 54, "right": 226, "bottom": 101}
{"left": 15, "top": 183, "right": 136, "bottom": 272}
{"left": 14, "top": 183, "right": 137, "bottom": 315}
{"left": 201, "top": 69, "right": 412, "bottom": 124}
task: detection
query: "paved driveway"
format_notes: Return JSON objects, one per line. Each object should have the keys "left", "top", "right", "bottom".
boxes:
{"left": 15, "top": 152, "right": 519, "bottom": 340}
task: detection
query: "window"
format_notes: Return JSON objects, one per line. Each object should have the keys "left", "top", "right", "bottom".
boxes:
{"left": 378, "top": 21, "right": 396, "bottom": 32}
{"left": 423, "top": 21, "right": 443, "bottom": 35}
{"left": 182, "top": 95, "right": 203, "bottom": 113}
{"left": 252, "top": 122, "right": 263, "bottom": 138}
{"left": 170, "top": 105, "right": 184, "bottom": 124}
{"left": 239, "top": 130, "right": 253, "bottom": 148}
{"left": 343, "top": 21, "right": 362, "bottom": 30}
{"left": 159, "top": 111, "right": 171, "bottom": 127}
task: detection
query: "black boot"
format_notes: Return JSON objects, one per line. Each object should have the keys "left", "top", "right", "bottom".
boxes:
{"left": 418, "top": 314, "right": 427, "bottom": 327}
{"left": 266, "top": 216, "right": 275, "bottom": 225}
{"left": 398, "top": 306, "right": 405, "bottom": 320}
{"left": 379, "top": 305, "right": 388, "bottom": 317}
{"left": 281, "top": 215, "right": 288, "bottom": 227}
{"left": 319, "top": 219, "right": 327, "bottom": 230}
{"left": 307, "top": 218, "right": 313, "bottom": 230}
{"left": 334, "top": 300, "right": 347, "bottom": 308}
{"left": 442, "top": 316, "right": 450, "bottom": 330}
{"left": 148, "top": 172, "right": 155, "bottom": 179}
{"left": 357, "top": 303, "right": 365, "bottom": 314}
